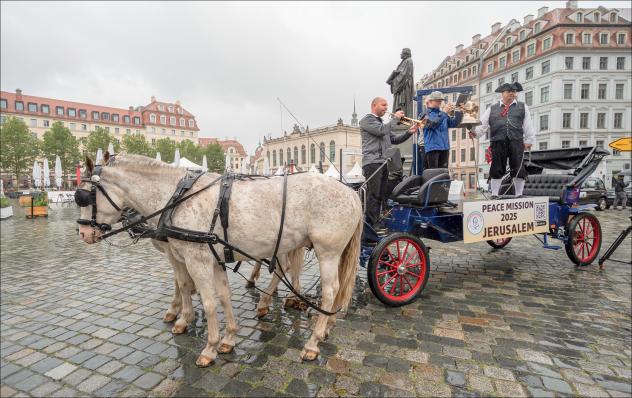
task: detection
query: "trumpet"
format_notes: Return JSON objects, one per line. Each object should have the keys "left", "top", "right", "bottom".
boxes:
{"left": 388, "top": 113, "right": 427, "bottom": 128}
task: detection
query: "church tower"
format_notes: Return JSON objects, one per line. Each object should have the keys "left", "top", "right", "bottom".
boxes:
{"left": 351, "top": 97, "right": 358, "bottom": 127}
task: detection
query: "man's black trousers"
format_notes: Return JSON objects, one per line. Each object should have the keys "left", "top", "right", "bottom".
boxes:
{"left": 362, "top": 162, "right": 388, "bottom": 226}
{"left": 426, "top": 150, "right": 449, "bottom": 169}
{"left": 490, "top": 137, "right": 527, "bottom": 179}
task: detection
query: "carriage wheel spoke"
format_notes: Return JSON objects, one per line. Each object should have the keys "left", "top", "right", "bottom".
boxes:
{"left": 405, "top": 262, "right": 422, "bottom": 268}
{"left": 403, "top": 275, "right": 414, "bottom": 291}
{"left": 381, "top": 273, "right": 398, "bottom": 290}
{"left": 389, "top": 275, "right": 399, "bottom": 295}
{"left": 377, "top": 269, "right": 397, "bottom": 277}
{"left": 378, "top": 259, "right": 398, "bottom": 268}
{"left": 405, "top": 270, "right": 421, "bottom": 279}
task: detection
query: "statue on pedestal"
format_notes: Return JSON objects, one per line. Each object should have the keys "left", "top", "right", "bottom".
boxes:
{"left": 386, "top": 48, "right": 414, "bottom": 118}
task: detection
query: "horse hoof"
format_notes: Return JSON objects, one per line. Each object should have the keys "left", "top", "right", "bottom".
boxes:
{"left": 296, "top": 301, "right": 309, "bottom": 311}
{"left": 256, "top": 308, "right": 269, "bottom": 319}
{"left": 300, "top": 349, "right": 319, "bottom": 361}
{"left": 196, "top": 354, "right": 214, "bottom": 367}
{"left": 245, "top": 281, "right": 255, "bottom": 288}
{"left": 284, "top": 298, "right": 296, "bottom": 309}
{"left": 171, "top": 324, "right": 187, "bottom": 334}
{"left": 218, "top": 343, "right": 234, "bottom": 354}
{"left": 163, "top": 313, "right": 177, "bottom": 323}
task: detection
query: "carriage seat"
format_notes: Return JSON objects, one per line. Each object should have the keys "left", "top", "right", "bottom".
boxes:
{"left": 391, "top": 168, "right": 451, "bottom": 206}
{"left": 523, "top": 174, "right": 575, "bottom": 203}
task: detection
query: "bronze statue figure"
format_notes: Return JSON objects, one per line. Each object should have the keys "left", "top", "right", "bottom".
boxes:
{"left": 386, "top": 48, "right": 414, "bottom": 118}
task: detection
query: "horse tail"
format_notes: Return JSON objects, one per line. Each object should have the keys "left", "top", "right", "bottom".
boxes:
{"left": 333, "top": 217, "right": 362, "bottom": 311}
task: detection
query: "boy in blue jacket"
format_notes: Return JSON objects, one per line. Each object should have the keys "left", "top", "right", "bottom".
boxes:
{"left": 422, "top": 91, "right": 463, "bottom": 169}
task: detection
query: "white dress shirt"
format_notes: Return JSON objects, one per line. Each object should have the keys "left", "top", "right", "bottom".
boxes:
{"left": 473, "top": 100, "right": 535, "bottom": 145}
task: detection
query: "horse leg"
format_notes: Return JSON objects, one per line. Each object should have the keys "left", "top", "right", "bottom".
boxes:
{"left": 178, "top": 248, "right": 222, "bottom": 367}
{"left": 170, "top": 255, "right": 196, "bottom": 335}
{"left": 256, "top": 255, "right": 288, "bottom": 318}
{"left": 163, "top": 278, "right": 181, "bottom": 323}
{"left": 284, "top": 248, "right": 305, "bottom": 310}
{"left": 246, "top": 261, "right": 261, "bottom": 288}
{"left": 301, "top": 253, "right": 340, "bottom": 361}
{"left": 214, "top": 270, "right": 238, "bottom": 354}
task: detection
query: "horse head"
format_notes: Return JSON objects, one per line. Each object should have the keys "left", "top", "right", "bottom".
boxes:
{"left": 76, "top": 152, "right": 125, "bottom": 244}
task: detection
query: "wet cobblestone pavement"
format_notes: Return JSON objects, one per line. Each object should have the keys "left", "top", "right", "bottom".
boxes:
{"left": 1, "top": 202, "right": 630, "bottom": 397}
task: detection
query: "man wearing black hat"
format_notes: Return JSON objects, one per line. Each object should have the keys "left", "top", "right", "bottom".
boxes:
{"left": 469, "top": 82, "right": 534, "bottom": 197}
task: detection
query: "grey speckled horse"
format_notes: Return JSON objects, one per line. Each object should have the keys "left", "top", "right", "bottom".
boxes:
{"left": 77, "top": 154, "right": 363, "bottom": 366}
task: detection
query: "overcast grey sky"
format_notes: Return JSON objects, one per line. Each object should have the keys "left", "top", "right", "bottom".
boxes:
{"left": 1, "top": 1, "right": 628, "bottom": 153}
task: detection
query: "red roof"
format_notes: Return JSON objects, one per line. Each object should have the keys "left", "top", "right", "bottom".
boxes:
{"left": 141, "top": 98, "right": 199, "bottom": 131}
{"left": 0, "top": 90, "right": 143, "bottom": 127}
{"left": 198, "top": 137, "right": 248, "bottom": 157}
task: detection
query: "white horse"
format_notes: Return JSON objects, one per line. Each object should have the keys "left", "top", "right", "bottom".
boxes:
{"left": 77, "top": 154, "right": 362, "bottom": 365}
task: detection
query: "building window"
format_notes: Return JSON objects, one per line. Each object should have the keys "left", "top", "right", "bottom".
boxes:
{"left": 562, "top": 112, "right": 572, "bottom": 128}
{"left": 580, "top": 113, "right": 589, "bottom": 128}
{"left": 161, "top": 128, "right": 165, "bottom": 135}
{"left": 42, "top": 104, "right": 51, "bottom": 114}
{"left": 301, "top": 145, "right": 306, "bottom": 164}
{"left": 534, "top": 22, "right": 541, "bottom": 34}
{"left": 582, "top": 57, "right": 591, "bottom": 70}
{"left": 579, "top": 140, "right": 588, "bottom": 147}
{"left": 133, "top": 117, "right": 140, "bottom": 125}
{"left": 576, "top": 12, "right": 583, "bottom": 22}
{"left": 329, "top": 141, "right": 336, "bottom": 162}
{"left": 319, "top": 142, "right": 325, "bottom": 162}
{"left": 527, "top": 43, "right": 535, "bottom": 57}
{"left": 81, "top": 124, "right": 87, "bottom": 130}
{"left": 30, "top": 119, "right": 37, "bottom": 127}
{"left": 596, "top": 140, "right": 604, "bottom": 148}
{"left": 594, "top": 12, "right": 601, "bottom": 23}
{"left": 616, "top": 57, "right": 625, "bottom": 70}
{"left": 170, "top": 116, "right": 176, "bottom": 125}
{"left": 461, "top": 128, "right": 466, "bottom": 140}
{"left": 498, "top": 77, "right": 505, "bottom": 87}
{"left": 525, "top": 66, "right": 533, "bottom": 80}
{"left": 540, "top": 86, "right": 550, "bottom": 103}
{"left": 562, "top": 140, "right": 571, "bottom": 149}
{"left": 66, "top": 108, "right": 76, "bottom": 117}
{"left": 542, "top": 37, "right": 552, "bottom": 50}
{"left": 541, "top": 60, "right": 550, "bottom": 74}
{"left": 486, "top": 82, "right": 492, "bottom": 93}
{"left": 599, "top": 57, "right": 608, "bottom": 70}
{"left": 179, "top": 118, "right": 185, "bottom": 127}
{"left": 56, "top": 106, "right": 64, "bottom": 116}
{"left": 92, "top": 111, "right": 99, "bottom": 120}
{"left": 123, "top": 115, "right": 130, "bottom": 124}
{"left": 112, "top": 114, "right": 119, "bottom": 122}
{"left": 272, "top": 150, "right": 277, "bottom": 167}
{"left": 168, "top": 105, "right": 174, "bottom": 113}
{"left": 614, "top": 113, "right": 623, "bottom": 128}
{"left": 519, "top": 30, "right": 525, "bottom": 41}
{"left": 565, "top": 57, "right": 573, "bottom": 70}
{"left": 310, "top": 144, "right": 315, "bottom": 163}
{"left": 469, "top": 147, "right": 475, "bottom": 161}
{"left": 43, "top": 120, "right": 49, "bottom": 127}
{"left": 15, "top": 101, "right": 24, "bottom": 111}
{"left": 582, "top": 32, "right": 592, "bottom": 44}
{"left": 188, "top": 120, "right": 194, "bottom": 128}
{"left": 615, "top": 83, "right": 624, "bottom": 99}
{"left": 27, "top": 103, "right": 38, "bottom": 112}
{"left": 0, "top": 99, "right": 7, "bottom": 109}
{"left": 115, "top": 127, "right": 119, "bottom": 134}
{"left": 580, "top": 83, "right": 590, "bottom": 99}
{"left": 599, "top": 33, "right": 608, "bottom": 45}
{"left": 617, "top": 33, "right": 626, "bottom": 45}
{"left": 539, "top": 114, "right": 549, "bottom": 131}
{"left": 105, "top": 126, "right": 110, "bottom": 132}
{"left": 598, "top": 83, "right": 607, "bottom": 99}
{"left": 460, "top": 148, "right": 466, "bottom": 162}
{"left": 564, "top": 84, "right": 573, "bottom": 99}
{"left": 512, "top": 49, "right": 520, "bottom": 63}
{"left": 171, "top": 129, "right": 175, "bottom": 136}
{"left": 78, "top": 109, "right": 86, "bottom": 118}
{"left": 101, "top": 112, "right": 109, "bottom": 121}
{"left": 539, "top": 142, "right": 548, "bottom": 150}
{"left": 499, "top": 56, "right": 506, "bottom": 69}
{"left": 150, "top": 114, "right": 156, "bottom": 123}
{"left": 565, "top": 33, "right": 575, "bottom": 44}
{"left": 511, "top": 72, "right": 518, "bottom": 82}
{"left": 452, "top": 131, "right": 456, "bottom": 141}
{"left": 487, "top": 63, "right": 493, "bottom": 73}
{"left": 596, "top": 113, "right": 606, "bottom": 128}
{"left": 160, "top": 115, "right": 166, "bottom": 124}
{"left": 525, "top": 91, "right": 533, "bottom": 106}
{"left": 158, "top": 104, "right": 164, "bottom": 111}
{"left": 451, "top": 150, "right": 456, "bottom": 163}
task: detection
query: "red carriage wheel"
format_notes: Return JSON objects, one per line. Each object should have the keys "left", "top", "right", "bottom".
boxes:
{"left": 565, "top": 213, "right": 602, "bottom": 267}
{"left": 486, "top": 237, "right": 512, "bottom": 249}
{"left": 367, "top": 233, "right": 430, "bottom": 307}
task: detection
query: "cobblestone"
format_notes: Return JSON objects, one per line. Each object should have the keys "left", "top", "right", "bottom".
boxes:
{"left": 1, "top": 206, "right": 630, "bottom": 397}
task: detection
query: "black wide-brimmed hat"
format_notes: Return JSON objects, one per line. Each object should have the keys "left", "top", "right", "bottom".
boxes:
{"left": 495, "top": 82, "right": 523, "bottom": 93}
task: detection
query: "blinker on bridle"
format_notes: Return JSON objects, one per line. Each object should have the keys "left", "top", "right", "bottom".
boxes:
{"left": 75, "top": 163, "right": 122, "bottom": 234}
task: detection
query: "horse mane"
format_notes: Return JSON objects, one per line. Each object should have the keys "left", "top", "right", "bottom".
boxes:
{"left": 109, "top": 153, "right": 179, "bottom": 170}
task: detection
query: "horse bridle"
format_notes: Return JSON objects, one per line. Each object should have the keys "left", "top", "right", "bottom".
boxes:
{"left": 75, "top": 163, "right": 122, "bottom": 233}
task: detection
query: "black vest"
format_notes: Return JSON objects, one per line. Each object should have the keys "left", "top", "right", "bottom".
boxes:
{"left": 489, "top": 102, "right": 525, "bottom": 142}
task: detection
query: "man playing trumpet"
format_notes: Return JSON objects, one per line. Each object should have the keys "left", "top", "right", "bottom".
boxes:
{"left": 420, "top": 91, "right": 463, "bottom": 169}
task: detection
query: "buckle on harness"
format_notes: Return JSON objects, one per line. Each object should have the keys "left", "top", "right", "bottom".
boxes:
{"left": 223, "top": 246, "right": 234, "bottom": 263}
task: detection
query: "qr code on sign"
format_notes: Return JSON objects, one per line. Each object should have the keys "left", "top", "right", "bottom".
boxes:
{"left": 535, "top": 203, "right": 547, "bottom": 221}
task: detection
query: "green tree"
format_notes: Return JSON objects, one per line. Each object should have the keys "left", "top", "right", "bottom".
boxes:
{"left": 122, "top": 134, "right": 154, "bottom": 157}
{"left": 41, "top": 121, "right": 80, "bottom": 182}
{"left": 177, "top": 139, "right": 202, "bottom": 164}
{"left": 201, "top": 143, "right": 225, "bottom": 173}
{"left": 86, "top": 127, "right": 120, "bottom": 157}
{"left": 154, "top": 138, "right": 176, "bottom": 163}
{"left": 0, "top": 117, "right": 40, "bottom": 188}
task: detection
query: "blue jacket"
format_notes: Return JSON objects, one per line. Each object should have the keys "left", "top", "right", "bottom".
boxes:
{"left": 422, "top": 107, "right": 463, "bottom": 152}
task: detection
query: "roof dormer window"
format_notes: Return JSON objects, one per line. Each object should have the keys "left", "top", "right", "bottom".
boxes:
{"left": 610, "top": 13, "right": 617, "bottom": 22}
{"left": 534, "top": 22, "right": 541, "bottom": 34}
{"left": 593, "top": 12, "right": 600, "bottom": 23}
{"left": 519, "top": 30, "right": 526, "bottom": 41}
{"left": 506, "top": 37, "right": 512, "bottom": 46}
{"left": 576, "top": 12, "right": 583, "bottom": 22}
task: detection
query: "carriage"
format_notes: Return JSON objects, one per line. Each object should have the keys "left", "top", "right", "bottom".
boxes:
{"left": 356, "top": 145, "right": 609, "bottom": 307}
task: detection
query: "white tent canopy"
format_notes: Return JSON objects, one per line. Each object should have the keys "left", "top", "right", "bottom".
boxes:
{"left": 274, "top": 166, "right": 285, "bottom": 176}
{"left": 96, "top": 148, "right": 104, "bottom": 165}
{"left": 42, "top": 158, "right": 50, "bottom": 188}
{"left": 344, "top": 161, "right": 365, "bottom": 183}
{"left": 32, "top": 161, "right": 41, "bottom": 188}
{"left": 263, "top": 157, "right": 271, "bottom": 176}
{"left": 173, "top": 157, "right": 203, "bottom": 170}
{"left": 155, "top": 152, "right": 162, "bottom": 162}
{"left": 202, "top": 155, "right": 208, "bottom": 171}
{"left": 309, "top": 164, "right": 320, "bottom": 173}
{"left": 55, "top": 156, "right": 63, "bottom": 188}
{"left": 174, "top": 149, "right": 181, "bottom": 167}
{"left": 324, "top": 164, "right": 340, "bottom": 179}
{"left": 107, "top": 143, "right": 115, "bottom": 154}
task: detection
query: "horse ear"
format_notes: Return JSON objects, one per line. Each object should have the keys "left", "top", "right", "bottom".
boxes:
{"left": 104, "top": 151, "right": 110, "bottom": 164}
{"left": 86, "top": 157, "right": 94, "bottom": 173}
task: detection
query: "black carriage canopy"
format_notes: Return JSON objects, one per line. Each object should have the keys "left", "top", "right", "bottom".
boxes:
{"left": 524, "top": 146, "right": 610, "bottom": 188}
